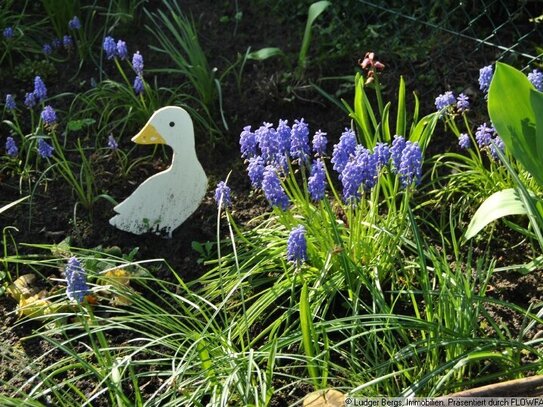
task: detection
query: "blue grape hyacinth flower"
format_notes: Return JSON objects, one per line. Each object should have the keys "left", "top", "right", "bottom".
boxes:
{"left": 42, "top": 43, "right": 53, "bottom": 55}
{"left": 5, "top": 94, "right": 15, "bottom": 111}
{"left": 5, "top": 136, "right": 18, "bottom": 156}
{"left": 290, "top": 118, "right": 310, "bottom": 162}
{"left": 458, "top": 133, "right": 470, "bottom": 150}
{"left": 41, "top": 105, "right": 57, "bottom": 125}
{"left": 247, "top": 155, "right": 265, "bottom": 188}
{"left": 479, "top": 65, "right": 493, "bottom": 94}
{"left": 398, "top": 141, "right": 422, "bottom": 188}
{"left": 456, "top": 93, "right": 470, "bottom": 111}
{"left": 287, "top": 225, "right": 307, "bottom": 266}
{"left": 63, "top": 35, "right": 74, "bottom": 50}
{"left": 37, "top": 139, "right": 54, "bottom": 158}
{"left": 308, "top": 159, "right": 326, "bottom": 201}
{"left": 312, "top": 130, "right": 327, "bottom": 156}
{"left": 214, "top": 181, "right": 232, "bottom": 209}
{"left": 24, "top": 92, "right": 36, "bottom": 109}
{"left": 3, "top": 27, "right": 14, "bottom": 39}
{"left": 116, "top": 40, "right": 128, "bottom": 60}
{"left": 434, "top": 91, "right": 456, "bottom": 111}
{"left": 373, "top": 142, "right": 390, "bottom": 168}
{"left": 390, "top": 135, "right": 406, "bottom": 172}
{"left": 107, "top": 134, "right": 118, "bottom": 150}
{"left": 475, "top": 123, "right": 494, "bottom": 148}
{"left": 276, "top": 119, "right": 291, "bottom": 156}
{"left": 256, "top": 122, "right": 278, "bottom": 162}
{"left": 65, "top": 257, "right": 89, "bottom": 303}
{"left": 331, "top": 128, "right": 357, "bottom": 175}
{"left": 132, "top": 51, "right": 144, "bottom": 75}
{"left": 33, "top": 76, "right": 47, "bottom": 101}
{"left": 490, "top": 136, "right": 505, "bottom": 160}
{"left": 133, "top": 75, "right": 144, "bottom": 95}
{"left": 68, "top": 16, "right": 81, "bottom": 30}
{"left": 240, "top": 125, "right": 257, "bottom": 158}
{"left": 528, "top": 69, "right": 543, "bottom": 92}
{"left": 103, "top": 36, "right": 116, "bottom": 59}
{"left": 262, "top": 166, "right": 289, "bottom": 210}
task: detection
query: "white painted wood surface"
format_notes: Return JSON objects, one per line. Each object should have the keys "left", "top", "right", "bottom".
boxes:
{"left": 109, "top": 106, "right": 207, "bottom": 238}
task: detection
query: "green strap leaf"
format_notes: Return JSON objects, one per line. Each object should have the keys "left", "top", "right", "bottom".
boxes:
{"left": 465, "top": 188, "right": 529, "bottom": 240}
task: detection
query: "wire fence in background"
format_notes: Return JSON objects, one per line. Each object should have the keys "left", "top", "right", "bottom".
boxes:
{"left": 357, "top": 0, "right": 543, "bottom": 70}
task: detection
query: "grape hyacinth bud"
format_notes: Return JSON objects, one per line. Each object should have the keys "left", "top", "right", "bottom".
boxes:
{"left": 290, "top": 118, "right": 310, "bottom": 162}
{"left": 42, "top": 43, "right": 53, "bottom": 55}
{"left": 331, "top": 128, "right": 357, "bottom": 174}
{"left": 490, "top": 136, "right": 505, "bottom": 160}
{"left": 52, "top": 37, "right": 62, "bottom": 49}
{"left": 133, "top": 75, "right": 144, "bottom": 95}
{"left": 475, "top": 123, "right": 494, "bottom": 148}
{"left": 262, "top": 166, "right": 289, "bottom": 210}
{"left": 214, "top": 181, "right": 232, "bottom": 209}
{"left": 33, "top": 76, "right": 47, "bottom": 101}
{"left": 247, "top": 155, "right": 265, "bottom": 188}
{"left": 132, "top": 51, "right": 144, "bottom": 75}
{"left": 528, "top": 69, "right": 543, "bottom": 92}
{"left": 287, "top": 225, "right": 307, "bottom": 266}
{"left": 312, "top": 130, "right": 327, "bottom": 156}
{"left": 3, "top": 27, "right": 14, "bottom": 39}
{"left": 308, "top": 159, "right": 326, "bottom": 201}
{"left": 116, "top": 40, "right": 128, "bottom": 60}
{"left": 458, "top": 133, "right": 471, "bottom": 150}
{"left": 434, "top": 91, "right": 456, "bottom": 111}
{"left": 240, "top": 125, "right": 257, "bottom": 158}
{"left": 107, "top": 134, "right": 118, "bottom": 150}
{"left": 24, "top": 92, "right": 36, "bottom": 109}
{"left": 5, "top": 136, "right": 18, "bottom": 156}
{"left": 68, "top": 16, "right": 81, "bottom": 30}
{"left": 103, "top": 36, "right": 116, "bottom": 59}
{"left": 41, "top": 105, "right": 57, "bottom": 125}
{"left": 398, "top": 141, "right": 422, "bottom": 188}
{"left": 276, "top": 119, "right": 291, "bottom": 155}
{"left": 373, "top": 142, "right": 390, "bottom": 168}
{"left": 5, "top": 94, "right": 15, "bottom": 111}
{"left": 390, "top": 135, "right": 406, "bottom": 172}
{"left": 37, "top": 139, "right": 54, "bottom": 158}
{"left": 479, "top": 65, "right": 493, "bottom": 94}
{"left": 456, "top": 93, "right": 470, "bottom": 111}
{"left": 65, "top": 257, "right": 89, "bottom": 303}
{"left": 63, "top": 35, "right": 73, "bottom": 50}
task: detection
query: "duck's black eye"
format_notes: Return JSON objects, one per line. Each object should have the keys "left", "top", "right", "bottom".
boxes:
{"left": 169, "top": 121, "right": 175, "bottom": 127}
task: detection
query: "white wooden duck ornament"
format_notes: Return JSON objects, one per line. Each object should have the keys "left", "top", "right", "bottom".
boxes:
{"left": 109, "top": 106, "right": 207, "bottom": 238}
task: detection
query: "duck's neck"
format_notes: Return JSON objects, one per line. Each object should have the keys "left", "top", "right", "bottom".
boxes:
{"left": 169, "top": 145, "right": 198, "bottom": 171}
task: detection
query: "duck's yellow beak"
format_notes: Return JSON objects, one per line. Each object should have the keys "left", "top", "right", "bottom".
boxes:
{"left": 132, "top": 123, "right": 166, "bottom": 145}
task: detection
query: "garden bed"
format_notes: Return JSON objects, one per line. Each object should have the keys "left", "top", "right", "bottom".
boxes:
{"left": 1, "top": 1, "right": 543, "bottom": 405}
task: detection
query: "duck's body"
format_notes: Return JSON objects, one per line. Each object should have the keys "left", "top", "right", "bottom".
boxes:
{"left": 109, "top": 106, "right": 207, "bottom": 238}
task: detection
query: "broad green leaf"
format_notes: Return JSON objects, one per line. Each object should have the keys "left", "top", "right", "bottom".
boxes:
{"left": 488, "top": 62, "right": 543, "bottom": 186}
{"left": 298, "top": 1, "right": 331, "bottom": 68}
{"left": 465, "top": 188, "right": 530, "bottom": 240}
{"left": 246, "top": 47, "right": 285, "bottom": 61}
